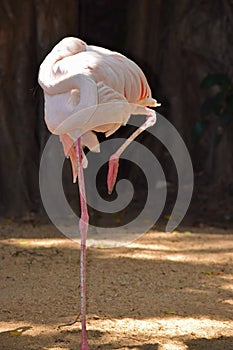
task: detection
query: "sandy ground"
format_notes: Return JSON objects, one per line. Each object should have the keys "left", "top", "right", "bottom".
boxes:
{"left": 0, "top": 222, "right": 233, "bottom": 350}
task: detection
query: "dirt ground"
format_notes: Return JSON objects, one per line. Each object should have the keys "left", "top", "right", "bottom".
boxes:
{"left": 0, "top": 221, "right": 233, "bottom": 350}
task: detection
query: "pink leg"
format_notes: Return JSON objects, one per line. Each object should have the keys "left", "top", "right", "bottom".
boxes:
{"left": 107, "top": 108, "right": 157, "bottom": 194}
{"left": 75, "top": 138, "right": 90, "bottom": 350}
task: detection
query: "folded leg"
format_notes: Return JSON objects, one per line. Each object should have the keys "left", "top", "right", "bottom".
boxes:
{"left": 107, "top": 107, "right": 157, "bottom": 194}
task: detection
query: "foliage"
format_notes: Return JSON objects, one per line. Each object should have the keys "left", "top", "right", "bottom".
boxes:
{"left": 193, "top": 73, "right": 233, "bottom": 144}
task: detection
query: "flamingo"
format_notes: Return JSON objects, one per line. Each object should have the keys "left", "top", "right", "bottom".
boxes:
{"left": 38, "top": 37, "right": 160, "bottom": 350}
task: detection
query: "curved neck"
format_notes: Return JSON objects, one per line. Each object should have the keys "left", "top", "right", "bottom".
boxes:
{"left": 38, "top": 50, "right": 69, "bottom": 94}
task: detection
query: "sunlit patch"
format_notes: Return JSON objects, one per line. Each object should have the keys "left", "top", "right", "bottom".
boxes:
{"left": 221, "top": 283, "right": 233, "bottom": 291}
{"left": 158, "top": 340, "right": 188, "bottom": 350}
{"left": 86, "top": 316, "right": 233, "bottom": 339}
{"left": 220, "top": 275, "right": 233, "bottom": 281}
{"left": 44, "top": 348, "right": 70, "bottom": 350}
{"left": 1, "top": 316, "right": 233, "bottom": 349}
{"left": 1, "top": 238, "right": 74, "bottom": 248}
{"left": 97, "top": 232, "right": 233, "bottom": 263}
{"left": 222, "top": 299, "right": 233, "bottom": 305}
{"left": 1, "top": 232, "right": 233, "bottom": 266}
{"left": 130, "top": 243, "right": 172, "bottom": 251}
{"left": 163, "top": 254, "right": 188, "bottom": 262}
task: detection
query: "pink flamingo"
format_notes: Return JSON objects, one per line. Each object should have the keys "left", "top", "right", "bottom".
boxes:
{"left": 38, "top": 37, "right": 160, "bottom": 350}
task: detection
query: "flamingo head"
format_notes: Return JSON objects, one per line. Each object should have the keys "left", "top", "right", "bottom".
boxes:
{"left": 52, "top": 37, "right": 87, "bottom": 58}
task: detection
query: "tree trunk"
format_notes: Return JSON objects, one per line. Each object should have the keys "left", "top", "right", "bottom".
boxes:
{"left": 0, "top": 0, "right": 79, "bottom": 217}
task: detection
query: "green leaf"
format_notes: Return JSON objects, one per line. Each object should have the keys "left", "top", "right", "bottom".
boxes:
{"left": 164, "top": 310, "right": 176, "bottom": 315}
{"left": 202, "top": 271, "right": 214, "bottom": 275}
{"left": 200, "top": 91, "right": 224, "bottom": 118}
{"left": 10, "top": 329, "right": 23, "bottom": 336}
{"left": 201, "top": 74, "right": 231, "bottom": 89}
{"left": 192, "top": 119, "right": 209, "bottom": 142}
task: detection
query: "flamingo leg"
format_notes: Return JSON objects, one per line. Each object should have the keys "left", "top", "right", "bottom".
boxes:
{"left": 107, "top": 108, "right": 157, "bottom": 194}
{"left": 75, "top": 138, "right": 90, "bottom": 350}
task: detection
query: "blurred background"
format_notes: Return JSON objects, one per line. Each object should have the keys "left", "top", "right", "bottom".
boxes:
{"left": 0, "top": 0, "right": 233, "bottom": 229}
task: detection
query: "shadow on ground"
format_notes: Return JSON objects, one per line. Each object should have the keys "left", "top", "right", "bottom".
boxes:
{"left": 0, "top": 327, "right": 158, "bottom": 350}
{"left": 185, "top": 336, "right": 233, "bottom": 350}
{"left": 0, "top": 222, "right": 232, "bottom": 349}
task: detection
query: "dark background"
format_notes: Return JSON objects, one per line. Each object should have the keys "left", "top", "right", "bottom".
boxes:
{"left": 0, "top": 0, "right": 233, "bottom": 228}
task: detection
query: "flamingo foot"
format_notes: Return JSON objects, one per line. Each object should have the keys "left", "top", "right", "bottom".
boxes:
{"left": 107, "top": 155, "right": 119, "bottom": 194}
